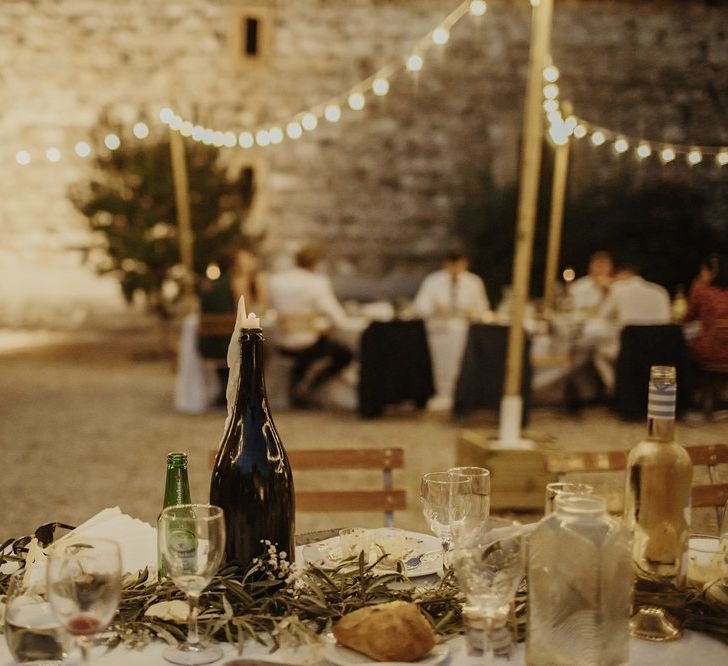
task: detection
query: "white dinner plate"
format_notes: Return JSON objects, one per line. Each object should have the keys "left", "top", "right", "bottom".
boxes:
{"left": 299, "top": 528, "right": 442, "bottom": 577}
{"left": 323, "top": 642, "right": 449, "bottom": 665}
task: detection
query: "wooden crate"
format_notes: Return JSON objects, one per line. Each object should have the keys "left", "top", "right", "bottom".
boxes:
{"left": 456, "top": 429, "right": 557, "bottom": 511}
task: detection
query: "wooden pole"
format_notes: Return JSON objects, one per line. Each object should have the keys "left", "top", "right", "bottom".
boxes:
{"left": 499, "top": 0, "right": 554, "bottom": 445}
{"left": 169, "top": 127, "right": 194, "bottom": 281}
{"left": 543, "top": 120, "right": 571, "bottom": 311}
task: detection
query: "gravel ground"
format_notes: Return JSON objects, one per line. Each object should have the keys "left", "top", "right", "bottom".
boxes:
{"left": 1, "top": 329, "right": 725, "bottom": 542}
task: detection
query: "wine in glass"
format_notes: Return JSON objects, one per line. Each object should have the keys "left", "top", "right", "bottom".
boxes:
{"left": 5, "top": 569, "right": 73, "bottom": 664}
{"left": 158, "top": 503, "right": 226, "bottom": 665}
{"left": 448, "top": 466, "right": 491, "bottom": 547}
{"left": 451, "top": 518, "right": 526, "bottom": 665}
{"left": 46, "top": 537, "right": 122, "bottom": 665}
{"left": 419, "top": 471, "right": 471, "bottom": 568}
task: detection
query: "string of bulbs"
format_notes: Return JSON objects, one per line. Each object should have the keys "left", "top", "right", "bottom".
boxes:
{"left": 10, "top": 0, "right": 728, "bottom": 169}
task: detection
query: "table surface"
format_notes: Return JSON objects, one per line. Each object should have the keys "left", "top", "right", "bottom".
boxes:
{"left": 1, "top": 630, "right": 727, "bottom": 665}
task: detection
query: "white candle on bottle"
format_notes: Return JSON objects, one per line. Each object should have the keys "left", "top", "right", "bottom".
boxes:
{"left": 241, "top": 312, "right": 261, "bottom": 328}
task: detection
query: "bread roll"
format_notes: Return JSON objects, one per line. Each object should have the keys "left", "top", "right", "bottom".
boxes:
{"left": 333, "top": 600, "right": 436, "bottom": 662}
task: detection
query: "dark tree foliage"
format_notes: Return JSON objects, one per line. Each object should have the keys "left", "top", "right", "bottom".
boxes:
{"left": 69, "top": 119, "right": 255, "bottom": 317}
{"left": 455, "top": 167, "right": 723, "bottom": 305}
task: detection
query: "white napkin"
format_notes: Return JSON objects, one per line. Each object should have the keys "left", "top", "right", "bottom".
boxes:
{"left": 57, "top": 506, "right": 157, "bottom": 575}
{"left": 223, "top": 295, "right": 249, "bottom": 432}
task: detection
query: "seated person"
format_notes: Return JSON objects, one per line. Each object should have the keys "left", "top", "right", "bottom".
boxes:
{"left": 593, "top": 264, "right": 671, "bottom": 393}
{"left": 267, "top": 244, "right": 353, "bottom": 407}
{"left": 684, "top": 253, "right": 728, "bottom": 368}
{"left": 569, "top": 251, "right": 613, "bottom": 311}
{"left": 413, "top": 250, "right": 491, "bottom": 319}
{"left": 199, "top": 246, "right": 267, "bottom": 403}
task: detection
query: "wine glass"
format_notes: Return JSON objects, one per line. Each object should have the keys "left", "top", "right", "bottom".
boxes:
{"left": 451, "top": 518, "right": 526, "bottom": 665}
{"left": 158, "top": 504, "right": 226, "bottom": 665}
{"left": 420, "top": 471, "right": 471, "bottom": 569}
{"left": 46, "top": 537, "right": 122, "bottom": 665}
{"left": 448, "top": 466, "right": 491, "bottom": 547}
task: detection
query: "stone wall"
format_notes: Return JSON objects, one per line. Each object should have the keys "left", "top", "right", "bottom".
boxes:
{"left": 0, "top": 0, "right": 726, "bottom": 324}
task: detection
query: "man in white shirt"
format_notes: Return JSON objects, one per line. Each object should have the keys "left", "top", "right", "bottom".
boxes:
{"left": 267, "top": 245, "right": 353, "bottom": 406}
{"left": 569, "top": 251, "right": 613, "bottom": 311}
{"left": 593, "top": 265, "right": 671, "bottom": 392}
{"left": 414, "top": 251, "right": 491, "bottom": 319}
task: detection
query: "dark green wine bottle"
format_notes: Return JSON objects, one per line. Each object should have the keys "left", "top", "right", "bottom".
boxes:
{"left": 157, "top": 452, "right": 191, "bottom": 580}
{"left": 210, "top": 326, "right": 295, "bottom": 572}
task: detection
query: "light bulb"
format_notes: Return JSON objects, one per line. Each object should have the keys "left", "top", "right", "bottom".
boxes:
{"left": 104, "top": 133, "right": 121, "bottom": 150}
{"left": 614, "top": 138, "right": 629, "bottom": 153}
{"left": 202, "top": 129, "right": 215, "bottom": 145}
{"left": 543, "top": 65, "right": 560, "bottom": 83}
{"left": 549, "top": 123, "right": 569, "bottom": 146}
{"left": 543, "top": 84, "right": 559, "bottom": 100}
{"left": 269, "top": 127, "right": 284, "bottom": 144}
{"left": 46, "top": 147, "right": 61, "bottom": 162}
{"left": 133, "top": 122, "right": 149, "bottom": 139}
{"left": 661, "top": 147, "right": 676, "bottom": 163}
{"left": 159, "top": 107, "right": 174, "bottom": 124}
{"left": 16, "top": 150, "right": 31, "bottom": 165}
{"left": 286, "top": 122, "right": 303, "bottom": 139}
{"left": 169, "top": 115, "right": 183, "bottom": 130}
{"left": 717, "top": 151, "right": 728, "bottom": 166}
{"left": 469, "top": 0, "right": 487, "bottom": 16}
{"left": 686, "top": 149, "right": 702, "bottom": 165}
{"left": 223, "top": 132, "right": 237, "bottom": 147}
{"left": 372, "top": 78, "right": 390, "bottom": 96}
{"left": 255, "top": 130, "right": 270, "bottom": 146}
{"left": 406, "top": 54, "right": 423, "bottom": 72}
{"left": 212, "top": 132, "right": 225, "bottom": 148}
{"left": 301, "top": 113, "right": 318, "bottom": 131}
{"left": 564, "top": 116, "right": 577, "bottom": 133}
{"left": 206, "top": 264, "right": 221, "bottom": 280}
{"left": 325, "top": 105, "right": 342, "bottom": 123}
{"left": 636, "top": 143, "right": 651, "bottom": 159}
{"left": 239, "top": 132, "right": 254, "bottom": 148}
{"left": 180, "top": 121, "right": 194, "bottom": 137}
{"left": 590, "top": 131, "right": 605, "bottom": 146}
{"left": 543, "top": 99, "right": 558, "bottom": 113}
{"left": 562, "top": 268, "right": 576, "bottom": 282}
{"left": 75, "top": 141, "right": 91, "bottom": 157}
{"left": 348, "top": 93, "right": 365, "bottom": 111}
{"left": 192, "top": 125, "right": 205, "bottom": 141}
{"left": 573, "top": 125, "right": 587, "bottom": 139}
{"left": 432, "top": 28, "right": 449, "bottom": 45}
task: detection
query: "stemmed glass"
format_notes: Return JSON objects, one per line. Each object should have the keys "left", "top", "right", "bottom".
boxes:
{"left": 420, "top": 472, "right": 471, "bottom": 569}
{"left": 451, "top": 518, "right": 526, "bottom": 665}
{"left": 158, "top": 504, "right": 226, "bottom": 665}
{"left": 46, "top": 537, "right": 122, "bottom": 665}
{"left": 449, "top": 466, "right": 491, "bottom": 547}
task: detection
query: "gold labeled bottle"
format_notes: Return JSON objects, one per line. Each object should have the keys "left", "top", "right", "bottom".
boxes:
{"left": 209, "top": 321, "right": 295, "bottom": 571}
{"left": 624, "top": 366, "right": 692, "bottom": 623}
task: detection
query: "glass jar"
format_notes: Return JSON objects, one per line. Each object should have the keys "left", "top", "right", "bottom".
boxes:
{"left": 527, "top": 494, "right": 632, "bottom": 666}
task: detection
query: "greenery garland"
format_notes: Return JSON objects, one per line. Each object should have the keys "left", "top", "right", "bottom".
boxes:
{"left": 2, "top": 526, "right": 727, "bottom": 656}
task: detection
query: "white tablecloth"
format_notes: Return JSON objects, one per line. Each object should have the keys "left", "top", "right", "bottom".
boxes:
{"left": 1, "top": 631, "right": 726, "bottom": 665}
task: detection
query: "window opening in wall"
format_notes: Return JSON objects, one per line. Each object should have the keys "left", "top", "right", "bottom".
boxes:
{"left": 241, "top": 166, "right": 255, "bottom": 208}
{"left": 243, "top": 17, "right": 259, "bottom": 56}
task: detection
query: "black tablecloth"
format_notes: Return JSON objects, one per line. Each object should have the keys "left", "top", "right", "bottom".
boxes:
{"left": 453, "top": 324, "right": 532, "bottom": 423}
{"left": 358, "top": 320, "right": 435, "bottom": 418}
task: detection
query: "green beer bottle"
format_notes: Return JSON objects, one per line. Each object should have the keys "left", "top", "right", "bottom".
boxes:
{"left": 157, "top": 452, "right": 191, "bottom": 580}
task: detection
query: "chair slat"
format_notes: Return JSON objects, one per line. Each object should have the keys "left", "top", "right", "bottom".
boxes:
{"left": 545, "top": 451, "right": 627, "bottom": 474}
{"left": 199, "top": 314, "right": 237, "bottom": 336}
{"left": 691, "top": 483, "right": 728, "bottom": 509}
{"left": 684, "top": 444, "right": 728, "bottom": 466}
{"left": 295, "top": 490, "right": 407, "bottom": 513}
{"left": 287, "top": 448, "right": 404, "bottom": 470}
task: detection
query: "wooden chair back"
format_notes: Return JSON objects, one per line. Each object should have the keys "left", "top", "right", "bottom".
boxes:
{"left": 209, "top": 447, "right": 407, "bottom": 527}
{"left": 289, "top": 448, "right": 406, "bottom": 527}
{"left": 545, "top": 443, "right": 728, "bottom": 517}
{"left": 198, "top": 313, "right": 237, "bottom": 337}
{"left": 705, "top": 319, "right": 728, "bottom": 371}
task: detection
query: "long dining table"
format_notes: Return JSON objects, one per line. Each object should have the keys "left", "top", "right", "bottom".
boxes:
{"left": 1, "top": 627, "right": 725, "bottom": 665}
